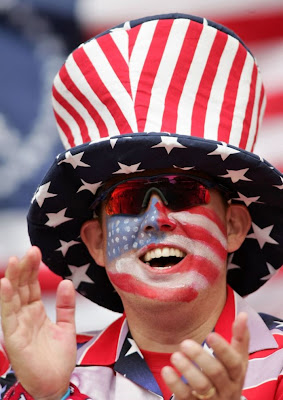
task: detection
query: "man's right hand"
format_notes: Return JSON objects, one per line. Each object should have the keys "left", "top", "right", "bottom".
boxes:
{"left": 0, "top": 246, "right": 77, "bottom": 400}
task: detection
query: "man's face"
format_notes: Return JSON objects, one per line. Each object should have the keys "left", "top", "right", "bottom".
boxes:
{"left": 100, "top": 174, "right": 229, "bottom": 304}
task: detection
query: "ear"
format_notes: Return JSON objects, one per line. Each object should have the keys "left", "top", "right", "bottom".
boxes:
{"left": 226, "top": 204, "right": 252, "bottom": 253}
{"left": 80, "top": 219, "right": 106, "bottom": 267}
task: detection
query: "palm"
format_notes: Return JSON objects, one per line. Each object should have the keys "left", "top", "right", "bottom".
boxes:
{"left": 0, "top": 247, "right": 76, "bottom": 399}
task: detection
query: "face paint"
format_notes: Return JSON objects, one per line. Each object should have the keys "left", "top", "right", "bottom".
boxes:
{"left": 105, "top": 195, "right": 228, "bottom": 303}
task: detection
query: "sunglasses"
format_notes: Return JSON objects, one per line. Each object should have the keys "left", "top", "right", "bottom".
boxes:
{"left": 92, "top": 174, "right": 230, "bottom": 216}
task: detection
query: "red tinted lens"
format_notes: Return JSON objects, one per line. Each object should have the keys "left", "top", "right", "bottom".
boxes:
{"left": 165, "top": 180, "right": 210, "bottom": 210}
{"left": 105, "top": 184, "right": 145, "bottom": 215}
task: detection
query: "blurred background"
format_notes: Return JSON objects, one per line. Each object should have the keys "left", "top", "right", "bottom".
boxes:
{"left": 0, "top": 0, "right": 282, "bottom": 333}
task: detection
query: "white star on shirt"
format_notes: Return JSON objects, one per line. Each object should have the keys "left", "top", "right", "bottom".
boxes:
{"left": 125, "top": 338, "right": 144, "bottom": 358}
{"left": 247, "top": 223, "right": 279, "bottom": 249}
{"left": 113, "top": 162, "right": 144, "bottom": 174}
{"left": 45, "top": 208, "right": 73, "bottom": 228}
{"left": 32, "top": 182, "right": 57, "bottom": 207}
{"left": 151, "top": 136, "right": 186, "bottom": 154}
{"left": 274, "top": 176, "right": 283, "bottom": 190}
{"left": 66, "top": 264, "right": 93, "bottom": 289}
{"left": 274, "top": 320, "right": 283, "bottom": 329}
{"left": 55, "top": 239, "right": 80, "bottom": 257}
{"left": 77, "top": 180, "right": 102, "bottom": 195}
{"left": 233, "top": 192, "right": 261, "bottom": 207}
{"left": 207, "top": 143, "right": 240, "bottom": 161}
{"left": 0, "top": 384, "right": 7, "bottom": 398}
{"left": 203, "top": 343, "right": 214, "bottom": 356}
{"left": 219, "top": 168, "right": 251, "bottom": 183}
{"left": 58, "top": 151, "right": 90, "bottom": 169}
{"left": 260, "top": 263, "right": 277, "bottom": 281}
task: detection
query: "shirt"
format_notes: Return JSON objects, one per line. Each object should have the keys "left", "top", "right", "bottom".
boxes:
{"left": 3, "top": 286, "right": 283, "bottom": 400}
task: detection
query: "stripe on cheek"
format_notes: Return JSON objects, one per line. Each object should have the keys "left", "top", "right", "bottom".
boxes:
{"left": 107, "top": 272, "right": 199, "bottom": 302}
{"left": 181, "top": 226, "right": 227, "bottom": 261}
{"left": 187, "top": 206, "right": 227, "bottom": 236}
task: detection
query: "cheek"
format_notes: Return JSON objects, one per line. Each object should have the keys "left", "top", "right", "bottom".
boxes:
{"left": 106, "top": 216, "right": 139, "bottom": 262}
{"left": 173, "top": 206, "right": 228, "bottom": 254}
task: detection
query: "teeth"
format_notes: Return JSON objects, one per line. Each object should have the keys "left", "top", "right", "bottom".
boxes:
{"left": 143, "top": 247, "right": 186, "bottom": 263}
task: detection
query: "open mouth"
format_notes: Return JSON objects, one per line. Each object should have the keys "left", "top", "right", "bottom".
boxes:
{"left": 140, "top": 247, "right": 186, "bottom": 269}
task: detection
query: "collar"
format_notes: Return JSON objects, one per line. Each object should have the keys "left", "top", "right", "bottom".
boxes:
{"left": 216, "top": 286, "right": 278, "bottom": 353}
{"left": 77, "top": 286, "right": 278, "bottom": 366}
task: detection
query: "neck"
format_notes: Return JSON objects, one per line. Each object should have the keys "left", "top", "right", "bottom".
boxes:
{"left": 122, "top": 283, "right": 227, "bottom": 353}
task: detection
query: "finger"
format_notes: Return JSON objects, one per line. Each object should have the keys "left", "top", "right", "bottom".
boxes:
{"left": 5, "top": 247, "right": 42, "bottom": 306}
{"left": 170, "top": 351, "right": 215, "bottom": 398}
{"left": 25, "top": 248, "right": 42, "bottom": 304}
{"left": 179, "top": 340, "right": 227, "bottom": 393}
{"left": 206, "top": 331, "right": 246, "bottom": 382}
{"left": 18, "top": 248, "right": 41, "bottom": 305}
{"left": 5, "top": 256, "right": 20, "bottom": 287}
{"left": 161, "top": 366, "right": 191, "bottom": 400}
{"left": 56, "top": 280, "right": 76, "bottom": 329}
{"left": 231, "top": 312, "right": 249, "bottom": 355}
{"left": 0, "top": 277, "right": 19, "bottom": 336}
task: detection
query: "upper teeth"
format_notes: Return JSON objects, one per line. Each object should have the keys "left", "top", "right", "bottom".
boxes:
{"left": 143, "top": 247, "right": 186, "bottom": 262}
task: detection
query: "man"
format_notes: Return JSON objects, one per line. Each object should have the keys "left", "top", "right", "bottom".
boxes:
{"left": 1, "top": 13, "right": 283, "bottom": 400}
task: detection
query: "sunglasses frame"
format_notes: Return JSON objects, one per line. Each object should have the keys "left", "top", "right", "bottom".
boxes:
{"left": 91, "top": 173, "right": 232, "bottom": 216}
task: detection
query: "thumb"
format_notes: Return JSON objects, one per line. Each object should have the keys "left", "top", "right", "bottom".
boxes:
{"left": 56, "top": 279, "right": 76, "bottom": 329}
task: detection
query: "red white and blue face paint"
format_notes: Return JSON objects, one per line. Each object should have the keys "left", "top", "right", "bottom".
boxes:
{"left": 105, "top": 195, "right": 228, "bottom": 303}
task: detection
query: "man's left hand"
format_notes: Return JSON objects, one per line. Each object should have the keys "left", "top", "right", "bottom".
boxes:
{"left": 161, "top": 312, "right": 249, "bottom": 400}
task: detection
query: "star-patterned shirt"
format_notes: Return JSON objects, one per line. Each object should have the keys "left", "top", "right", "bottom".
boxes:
{"left": 3, "top": 286, "right": 283, "bottom": 400}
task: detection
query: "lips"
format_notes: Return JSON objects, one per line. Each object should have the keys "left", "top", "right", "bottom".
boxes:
{"left": 140, "top": 246, "right": 186, "bottom": 269}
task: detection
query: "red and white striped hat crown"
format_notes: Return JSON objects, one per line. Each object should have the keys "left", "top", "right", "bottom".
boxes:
{"left": 52, "top": 14, "right": 265, "bottom": 151}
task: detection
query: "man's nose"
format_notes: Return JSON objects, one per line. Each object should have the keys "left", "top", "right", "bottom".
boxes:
{"left": 140, "top": 194, "right": 177, "bottom": 232}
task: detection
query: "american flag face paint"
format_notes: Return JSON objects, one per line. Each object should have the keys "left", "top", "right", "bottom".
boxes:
{"left": 105, "top": 194, "right": 228, "bottom": 303}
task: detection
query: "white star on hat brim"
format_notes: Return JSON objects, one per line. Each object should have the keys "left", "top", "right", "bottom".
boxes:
{"left": 77, "top": 180, "right": 102, "bottom": 194}
{"left": 32, "top": 181, "right": 57, "bottom": 207}
{"left": 247, "top": 223, "right": 279, "bottom": 249}
{"left": 207, "top": 143, "right": 240, "bottom": 161}
{"left": 219, "top": 168, "right": 252, "bottom": 183}
{"left": 260, "top": 262, "right": 277, "bottom": 281}
{"left": 58, "top": 151, "right": 90, "bottom": 169}
{"left": 233, "top": 192, "right": 261, "bottom": 207}
{"left": 113, "top": 162, "right": 145, "bottom": 174}
{"left": 66, "top": 264, "right": 93, "bottom": 289}
{"left": 45, "top": 208, "right": 73, "bottom": 228}
{"left": 151, "top": 136, "right": 187, "bottom": 154}
{"left": 55, "top": 239, "right": 80, "bottom": 257}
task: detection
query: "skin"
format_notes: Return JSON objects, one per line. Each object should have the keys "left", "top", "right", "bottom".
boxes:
{"left": 0, "top": 172, "right": 252, "bottom": 400}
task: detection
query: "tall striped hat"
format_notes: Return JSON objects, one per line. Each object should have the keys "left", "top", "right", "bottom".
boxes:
{"left": 28, "top": 14, "right": 283, "bottom": 312}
